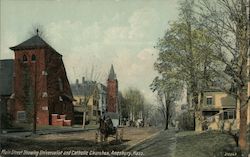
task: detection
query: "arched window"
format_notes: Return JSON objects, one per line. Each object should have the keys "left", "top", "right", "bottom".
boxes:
{"left": 31, "top": 54, "right": 36, "bottom": 61}
{"left": 23, "top": 55, "right": 28, "bottom": 62}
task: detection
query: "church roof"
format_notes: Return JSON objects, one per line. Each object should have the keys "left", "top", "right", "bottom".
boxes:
{"left": 10, "top": 35, "right": 49, "bottom": 50}
{"left": 108, "top": 64, "right": 116, "bottom": 80}
{"left": 10, "top": 34, "right": 61, "bottom": 56}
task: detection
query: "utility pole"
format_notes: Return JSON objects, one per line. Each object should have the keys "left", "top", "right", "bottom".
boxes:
{"left": 33, "top": 63, "right": 37, "bottom": 134}
{"left": 0, "top": 98, "right": 1, "bottom": 151}
{"left": 33, "top": 33, "right": 38, "bottom": 134}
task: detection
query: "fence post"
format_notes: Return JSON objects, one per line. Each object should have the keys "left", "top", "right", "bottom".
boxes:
{"left": 95, "top": 131, "right": 99, "bottom": 143}
{"left": 116, "top": 130, "right": 119, "bottom": 141}
{"left": 120, "top": 128, "right": 124, "bottom": 141}
{"left": 100, "top": 133, "right": 104, "bottom": 143}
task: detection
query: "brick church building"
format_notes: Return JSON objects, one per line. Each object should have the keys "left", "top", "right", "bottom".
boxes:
{"left": 9, "top": 32, "right": 74, "bottom": 126}
{"left": 107, "top": 65, "right": 118, "bottom": 113}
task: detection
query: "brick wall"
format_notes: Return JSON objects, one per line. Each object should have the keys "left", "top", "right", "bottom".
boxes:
{"left": 107, "top": 79, "right": 118, "bottom": 113}
{"left": 13, "top": 48, "right": 49, "bottom": 125}
{"left": 45, "top": 49, "right": 74, "bottom": 124}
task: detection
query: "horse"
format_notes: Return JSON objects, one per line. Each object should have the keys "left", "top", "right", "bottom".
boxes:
{"left": 99, "top": 114, "right": 117, "bottom": 141}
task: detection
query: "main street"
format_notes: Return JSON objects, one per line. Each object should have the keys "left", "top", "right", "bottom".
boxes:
{"left": 128, "top": 129, "right": 176, "bottom": 157}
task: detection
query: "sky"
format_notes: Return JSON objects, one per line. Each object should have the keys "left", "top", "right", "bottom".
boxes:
{"left": 0, "top": 0, "right": 179, "bottom": 104}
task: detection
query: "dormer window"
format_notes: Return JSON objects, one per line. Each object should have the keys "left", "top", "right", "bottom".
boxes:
{"left": 23, "top": 55, "right": 28, "bottom": 62}
{"left": 31, "top": 54, "right": 36, "bottom": 61}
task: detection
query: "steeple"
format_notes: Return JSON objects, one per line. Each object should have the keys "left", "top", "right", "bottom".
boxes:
{"left": 107, "top": 64, "right": 118, "bottom": 113}
{"left": 108, "top": 64, "right": 116, "bottom": 80}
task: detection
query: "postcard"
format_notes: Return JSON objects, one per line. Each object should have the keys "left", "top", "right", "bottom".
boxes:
{"left": 0, "top": 0, "right": 249, "bottom": 157}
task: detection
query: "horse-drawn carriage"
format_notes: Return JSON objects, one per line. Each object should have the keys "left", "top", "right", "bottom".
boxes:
{"left": 97, "top": 112, "right": 123, "bottom": 142}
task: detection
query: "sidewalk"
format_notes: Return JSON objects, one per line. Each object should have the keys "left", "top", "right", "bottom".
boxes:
{"left": 127, "top": 128, "right": 176, "bottom": 157}
{"left": 0, "top": 124, "right": 98, "bottom": 138}
{"left": 125, "top": 129, "right": 163, "bottom": 151}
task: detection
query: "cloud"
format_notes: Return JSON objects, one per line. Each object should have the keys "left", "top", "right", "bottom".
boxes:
{"left": 44, "top": 20, "right": 103, "bottom": 54}
{"left": 104, "top": 26, "right": 129, "bottom": 44}
{"left": 111, "top": 48, "right": 157, "bottom": 103}
{"left": 128, "top": 7, "right": 160, "bottom": 40}
{"left": 137, "top": 48, "right": 155, "bottom": 61}
{"left": 104, "top": 7, "right": 161, "bottom": 44}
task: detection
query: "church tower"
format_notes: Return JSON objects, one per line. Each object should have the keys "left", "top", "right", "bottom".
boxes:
{"left": 107, "top": 65, "right": 118, "bottom": 113}
{"left": 10, "top": 32, "right": 74, "bottom": 126}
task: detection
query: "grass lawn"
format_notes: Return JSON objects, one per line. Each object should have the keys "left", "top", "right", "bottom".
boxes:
{"left": 175, "top": 131, "right": 241, "bottom": 157}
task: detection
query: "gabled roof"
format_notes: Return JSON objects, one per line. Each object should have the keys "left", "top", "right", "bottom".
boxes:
{"left": 10, "top": 35, "right": 61, "bottom": 56}
{"left": 71, "top": 81, "right": 97, "bottom": 97}
{"left": 0, "top": 59, "right": 14, "bottom": 95}
{"left": 108, "top": 64, "right": 116, "bottom": 80}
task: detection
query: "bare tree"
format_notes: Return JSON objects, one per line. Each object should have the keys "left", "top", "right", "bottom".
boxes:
{"left": 123, "top": 88, "right": 146, "bottom": 126}
{"left": 73, "top": 65, "right": 103, "bottom": 128}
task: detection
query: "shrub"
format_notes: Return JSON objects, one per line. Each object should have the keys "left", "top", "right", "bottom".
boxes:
{"left": 1, "top": 113, "right": 13, "bottom": 129}
{"left": 177, "top": 111, "right": 194, "bottom": 130}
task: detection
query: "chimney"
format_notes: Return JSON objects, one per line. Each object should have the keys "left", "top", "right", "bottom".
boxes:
{"left": 82, "top": 77, "right": 85, "bottom": 84}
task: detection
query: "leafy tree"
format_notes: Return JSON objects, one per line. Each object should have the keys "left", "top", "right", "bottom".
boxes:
{"left": 154, "top": 9, "right": 218, "bottom": 131}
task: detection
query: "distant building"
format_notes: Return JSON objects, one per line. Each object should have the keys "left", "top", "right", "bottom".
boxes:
{"left": 71, "top": 78, "right": 99, "bottom": 124}
{"left": 107, "top": 65, "right": 118, "bottom": 113}
{"left": 9, "top": 34, "right": 74, "bottom": 126}
{"left": 0, "top": 59, "right": 14, "bottom": 129}
{"left": 97, "top": 83, "right": 107, "bottom": 115}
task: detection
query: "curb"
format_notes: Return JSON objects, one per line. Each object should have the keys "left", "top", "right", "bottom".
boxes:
{"left": 0, "top": 128, "right": 98, "bottom": 138}
{"left": 31, "top": 128, "right": 98, "bottom": 136}
{"left": 124, "top": 130, "right": 163, "bottom": 151}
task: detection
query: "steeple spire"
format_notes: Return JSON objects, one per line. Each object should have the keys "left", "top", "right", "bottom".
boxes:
{"left": 108, "top": 64, "right": 116, "bottom": 80}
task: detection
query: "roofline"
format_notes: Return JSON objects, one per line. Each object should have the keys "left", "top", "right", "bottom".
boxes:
{"left": 10, "top": 45, "right": 48, "bottom": 51}
{"left": 9, "top": 46, "right": 63, "bottom": 57}
{"left": 203, "top": 89, "right": 224, "bottom": 92}
{"left": 0, "top": 59, "right": 14, "bottom": 61}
